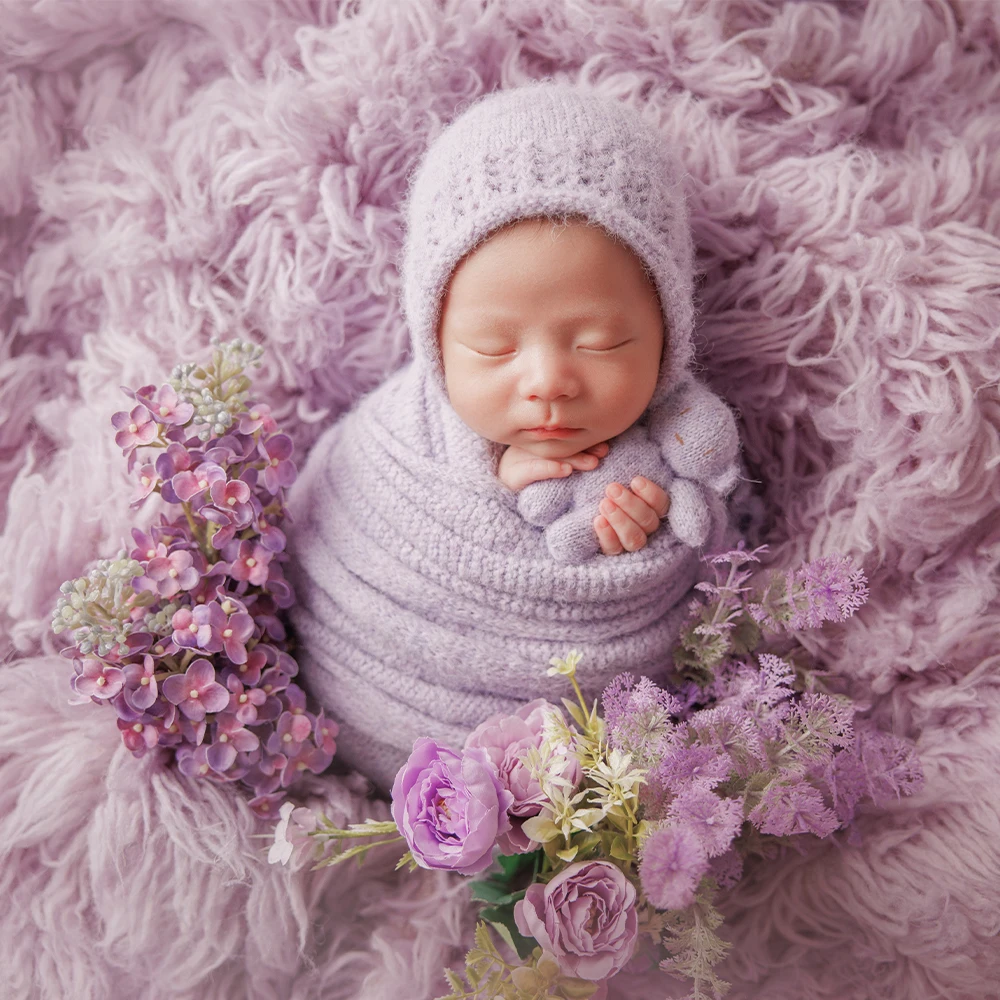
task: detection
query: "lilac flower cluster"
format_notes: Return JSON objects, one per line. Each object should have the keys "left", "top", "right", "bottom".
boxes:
{"left": 52, "top": 341, "right": 334, "bottom": 818}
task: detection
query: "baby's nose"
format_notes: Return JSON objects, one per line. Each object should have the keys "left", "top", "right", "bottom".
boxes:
{"left": 521, "top": 352, "right": 580, "bottom": 401}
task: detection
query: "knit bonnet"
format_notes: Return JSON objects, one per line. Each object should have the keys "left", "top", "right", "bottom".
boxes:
{"left": 400, "top": 80, "right": 697, "bottom": 413}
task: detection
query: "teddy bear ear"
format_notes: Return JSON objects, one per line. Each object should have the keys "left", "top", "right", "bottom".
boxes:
{"left": 651, "top": 380, "right": 740, "bottom": 482}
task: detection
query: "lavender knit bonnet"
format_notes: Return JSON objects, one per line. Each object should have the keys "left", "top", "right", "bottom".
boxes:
{"left": 401, "top": 79, "right": 697, "bottom": 413}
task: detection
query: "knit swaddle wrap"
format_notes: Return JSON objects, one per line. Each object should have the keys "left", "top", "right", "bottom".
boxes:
{"left": 288, "top": 82, "right": 739, "bottom": 790}
{"left": 290, "top": 365, "right": 718, "bottom": 790}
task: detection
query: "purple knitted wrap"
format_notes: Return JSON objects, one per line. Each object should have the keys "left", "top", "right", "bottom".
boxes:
{"left": 288, "top": 83, "right": 740, "bottom": 790}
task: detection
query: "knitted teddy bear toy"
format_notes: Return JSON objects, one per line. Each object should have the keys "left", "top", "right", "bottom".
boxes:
{"left": 517, "top": 378, "right": 740, "bottom": 562}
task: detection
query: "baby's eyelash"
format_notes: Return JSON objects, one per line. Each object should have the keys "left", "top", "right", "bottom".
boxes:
{"left": 467, "top": 339, "right": 632, "bottom": 358}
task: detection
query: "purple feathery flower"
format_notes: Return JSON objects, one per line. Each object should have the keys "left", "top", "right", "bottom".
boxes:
{"left": 788, "top": 555, "right": 869, "bottom": 628}
{"left": 749, "top": 780, "right": 840, "bottom": 838}
{"left": 750, "top": 554, "right": 869, "bottom": 633}
{"left": 639, "top": 824, "right": 710, "bottom": 911}
{"left": 686, "top": 706, "right": 768, "bottom": 776}
{"left": 708, "top": 849, "right": 744, "bottom": 889}
{"left": 667, "top": 786, "right": 744, "bottom": 858}
{"left": 654, "top": 742, "right": 734, "bottom": 795}
{"left": 823, "top": 726, "right": 924, "bottom": 822}
{"left": 602, "top": 672, "right": 681, "bottom": 767}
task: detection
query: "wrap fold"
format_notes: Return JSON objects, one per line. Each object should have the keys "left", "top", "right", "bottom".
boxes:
{"left": 288, "top": 364, "right": 729, "bottom": 791}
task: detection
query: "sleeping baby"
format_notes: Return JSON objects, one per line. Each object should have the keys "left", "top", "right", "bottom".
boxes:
{"left": 287, "top": 81, "right": 741, "bottom": 791}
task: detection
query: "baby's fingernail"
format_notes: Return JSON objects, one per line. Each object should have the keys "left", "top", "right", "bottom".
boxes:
{"left": 607, "top": 483, "right": 624, "bottom": 498}
{"left": 561, "top": 463, "right": 572, "bottom": 474}
{"left": 632, "top": 476, "right": 647, "bottom": 489}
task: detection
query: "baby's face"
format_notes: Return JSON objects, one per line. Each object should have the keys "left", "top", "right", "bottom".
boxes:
{"left": 437, "top": 217, "right": 664, "bottom": 460}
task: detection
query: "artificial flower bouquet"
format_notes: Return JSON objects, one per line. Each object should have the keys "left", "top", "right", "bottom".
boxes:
{"left": 272, "top": 548, "right": 924, "bottom": 1000}
{"left": 51, "top": 340, "right": 335, "bottom": 818}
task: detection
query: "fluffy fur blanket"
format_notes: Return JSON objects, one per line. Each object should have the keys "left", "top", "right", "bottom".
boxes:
{"left": 2, "top": 2, "right": 999, "bottom": 998}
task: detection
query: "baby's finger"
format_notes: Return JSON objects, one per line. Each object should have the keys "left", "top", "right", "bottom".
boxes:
{"left": 629, "top": 476, "right": 670, "bottom": 519}
{"left": 562, "top": 451, "right": 601, "bottom": 472}
{"left": 594, "top": 515, "right": 624, "bottom": 556}
{"left": 585, "top": 442, "right": 610, "bottom": 457}
{"left": 599, "top": 497, "right": 648, "bottom": 552}
{"left": 511, "top": 457, "right": 573, "bottom": 490}
{"left": 603, "top": 483, "right": 660, "bottom": 535}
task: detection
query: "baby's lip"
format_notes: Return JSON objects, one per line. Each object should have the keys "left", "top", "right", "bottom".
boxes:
{"left": 523, "top": 426, "right": 580, "bottom": 437}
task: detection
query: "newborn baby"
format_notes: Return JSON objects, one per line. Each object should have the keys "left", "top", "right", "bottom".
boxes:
{"left": 288, "top": 81, "right": 741, "bottom": 791}
{"left": 438, "top": 214, "right": 740, "bottom": 563}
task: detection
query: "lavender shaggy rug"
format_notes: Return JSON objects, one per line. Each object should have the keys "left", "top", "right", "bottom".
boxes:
{"left": 2, "top": 1, "right": 999, "bottom": 997}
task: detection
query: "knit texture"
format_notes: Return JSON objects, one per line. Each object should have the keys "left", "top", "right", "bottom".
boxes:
{"left": 289, "top": 82, "right": 738, "bottom": 786}
{"left": 288, "top": 363, "right": 727, "bottom": 789}
{"left": 401, "top": 80, "right": 698, "bottom": 411}
{"left": 521, "top": 377, "right": 741, "bottom": 561}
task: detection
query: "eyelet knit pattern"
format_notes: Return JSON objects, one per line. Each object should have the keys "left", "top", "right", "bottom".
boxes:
{"left": 400, "top": 80, "right": 697, "bottom": 411}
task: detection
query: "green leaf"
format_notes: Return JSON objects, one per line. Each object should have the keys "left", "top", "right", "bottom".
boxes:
{"left": 479, "top": 909, "right": 537, "bottom": 961}
{"left": 609, "top": 836, "right": 633, "bottom": 862}
{"left": 559, "top": 978, "right": 601, "bottom": 998}
{"left": 561, "top": 696, "right": 587, "bottom": 729}
{"left": 730, "top": 611, "right": 762, "bottom": 655}
{"left": 474, "top": 922, "right": 495, "bottom": 955}
{"left": 470, "top": 882, "right": 527, "bottom": 907}
{"left": 434, "top": 967, "right": 467, "bottom": 1000}
{"left": 496, "top": 850, "right": 543, "bottom": 880}
{"left": 470, "top": 881, "right": 511, "bottom": 904}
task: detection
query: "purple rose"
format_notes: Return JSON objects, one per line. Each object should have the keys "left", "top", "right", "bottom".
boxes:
{"left": 390, "top": 738, "right": 513, "bottom": 876}
{"left": 514, "top": 860, "right": 638, "bottom": 981}
{"left": 465, "top": 699, "right": 580, "bottom": 854}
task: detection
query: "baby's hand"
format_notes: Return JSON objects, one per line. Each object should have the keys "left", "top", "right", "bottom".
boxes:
{"left": 498, "top": 441, "right": 610, "bottom": 492}
{"left": 594, "top": 477, "right": 670, "bottom": 555}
